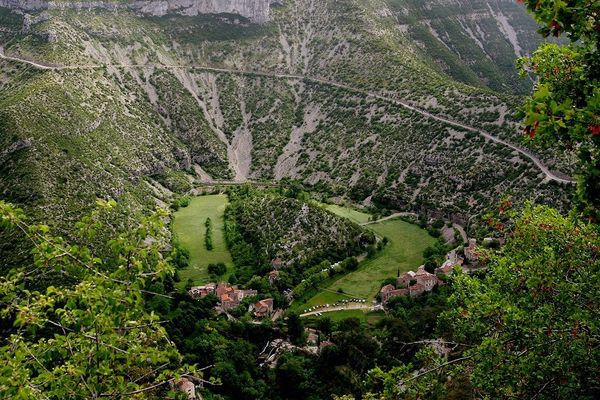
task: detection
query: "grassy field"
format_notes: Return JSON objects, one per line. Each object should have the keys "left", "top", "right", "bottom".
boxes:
{"left": 325, "top": 204, "right": 372, "bottom": 224}
{"left": 305, "top": 310, "right": 386, "bottom": 324}
{"left": 172, "top": 194, "right": 233, "bottom": 285}
{"left": 328, "top": 219, "right": 436, "bottom": 299}
{"left": 299, "top": 206, "right": 435, "bottom": 312}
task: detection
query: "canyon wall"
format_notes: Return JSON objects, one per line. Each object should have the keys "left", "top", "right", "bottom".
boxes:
{"left": 0, "top": 0, "right": 275, "bottom": 22}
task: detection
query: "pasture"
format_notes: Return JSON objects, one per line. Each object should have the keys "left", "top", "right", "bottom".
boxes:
{"left": 172, "top": 194, "right": 234, "bottom": 285}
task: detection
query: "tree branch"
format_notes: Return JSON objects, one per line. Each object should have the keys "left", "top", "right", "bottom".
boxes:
{"left": 401, "top": 355, "right": 473, "bottom": 384}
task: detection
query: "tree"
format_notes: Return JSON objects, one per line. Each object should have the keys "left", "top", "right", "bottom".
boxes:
{"left": 205, "top": 217, "right": 214, "bottom": 251}
{"left": 208, "top": 262, "right": 227, "bottom": 277}
{"left": 518, "top": 0, "right": 600, "bottom": 219}
{"left": 316, "top": 316, "right": 333, "bottom": 338}
{"left": 442, "top": 205, "right": 600, "bottom": 399}
{"left": 275, "top": 353, "right": 316, "bottom": 399}
{"left": 286, "top": 312, "right": 305, "bottom": 346}
{"left": 0, "top": 200, "right": 210, "bottom": 399}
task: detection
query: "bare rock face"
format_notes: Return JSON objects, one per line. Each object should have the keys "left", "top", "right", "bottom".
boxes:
{"left": 0, "top": 0, "right": 275, "bottom": 23}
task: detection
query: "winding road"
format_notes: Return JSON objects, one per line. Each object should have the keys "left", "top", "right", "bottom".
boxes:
{"left": 0, "top": 50, "right": 575, "bottom": 184}
{"left": 300, "top": 303, "right": 381, "bottom": 318}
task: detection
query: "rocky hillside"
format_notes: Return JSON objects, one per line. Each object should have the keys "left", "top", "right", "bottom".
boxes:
{"left": 0, "top": 0, "right": 573, "bottom": 230}
{"left": 224, "top": 187, "right": 375, "bottom": 272}
{"left": 387, "top": 0, "right": 545, "bottom": 95}
{"left": 0, "top": 0, "right": 276, "bottom": 22}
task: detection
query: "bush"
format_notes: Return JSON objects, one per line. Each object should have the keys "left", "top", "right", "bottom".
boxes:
{"left": 171, "top": 244, "right": 190, "bottom": 269}
{"left": 342, "top": 256, "right": 359, "bottom": 271}
{"left": 432, "top": 219, "right": 445, "bottom": 229}
{"left": 205, "top": 217, "right": 214, "bottom": 251}
{"left": 208, "top": 262, "right": 227, "bottom": 276}
{"left": 170, "top": 196, "right": 191, "bottom": 211}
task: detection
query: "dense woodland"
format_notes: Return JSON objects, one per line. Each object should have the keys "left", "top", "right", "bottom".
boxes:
{"left": 0, "top": 0, "right": 598, "bottom": 399}
{"left": 222, "top": 186, "right": 375, "bottom": 294}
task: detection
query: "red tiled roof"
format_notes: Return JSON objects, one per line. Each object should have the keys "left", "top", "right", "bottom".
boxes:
{"left": 381, "top": 284, "right": 395, "bottom": 293}
{"left": 418, "top": 274, "right": 438, "bottom": 282}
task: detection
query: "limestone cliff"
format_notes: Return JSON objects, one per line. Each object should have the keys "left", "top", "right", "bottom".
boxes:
{"left": 0, "top": 0, "right": 275, "bottom": 22}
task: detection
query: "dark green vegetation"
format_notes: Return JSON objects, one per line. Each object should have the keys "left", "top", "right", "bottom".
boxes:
{"left": 204, "top": 217, "right": 213, "bottom": 250}
{"left": 518, "top": 0, "right": 599, "bottom": 221}
{"left": 224, "top": 186, "right": 375, "bottom": 287}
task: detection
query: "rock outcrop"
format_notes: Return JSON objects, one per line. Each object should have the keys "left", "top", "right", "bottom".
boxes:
{"left": 0, "top": 0, "right": 275, "bottom": 22}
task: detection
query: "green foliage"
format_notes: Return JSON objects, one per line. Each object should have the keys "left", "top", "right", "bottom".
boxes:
{"left": 171, "top": 196, "right": 192, "bottom": 211}
{"left": 422, "top": 239, "right": 452, "bottom": 270}
{"left": 205, "top": 217, "right": 214, "bottom": 251}
{"left": 518, "top": 0, "right": 600, "bottom": 219}
{"left": 0, "top": 200, "right": 202, "bottom": 399}
{"left": 224, "top": 187, "right": 373, "bottom": 286}
{"left": 443, "top": 205, "right": 600, "bottom": 398}
{"left": 207, "top": 262, "right": 227, "bottom": 277}
{"left": 171, "top": 242, "right": 191, "bottom": 269}
{"left": 286, "top": 312, "right": 306, "bottom": 346}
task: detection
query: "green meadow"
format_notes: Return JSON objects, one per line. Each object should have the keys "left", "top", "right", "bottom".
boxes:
{"left": 324, "top": 204, "right": 372, "bottom": 224}
{"left": 172, "top": 194, "right": 234, "bottom": 285}
{"left": 298, "top": 205, "right": 435, "bottom": 312}
{"left": 327, "top": 218, "right": 436, "bottom": 299}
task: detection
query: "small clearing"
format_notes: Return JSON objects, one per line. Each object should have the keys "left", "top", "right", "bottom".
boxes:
{"left": 172, "top": 194, "right": 234, "bottom": 286}
{"left": 297, "top": 205, "right": 436, "bottom": 312}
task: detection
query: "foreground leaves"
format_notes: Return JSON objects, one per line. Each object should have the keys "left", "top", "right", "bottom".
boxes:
{"left": 444, "top": 205, "right": 600, "bottom": 399}
{"left": 0, "top": 201, "right": 196, "bottom": 399}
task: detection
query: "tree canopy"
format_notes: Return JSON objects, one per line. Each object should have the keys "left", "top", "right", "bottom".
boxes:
{"left": 0, "top": 201, "right": 205, "bottom": 399}
{"left": 518, "top": 0, "right": 599, "bottom": 219}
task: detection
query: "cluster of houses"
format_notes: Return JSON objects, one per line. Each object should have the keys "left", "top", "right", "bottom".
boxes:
{"left": 380, "top": 254, "right": 462, "bottom": 304}
{"left": 189, "top": 282, "right": 274, "bottom": 318}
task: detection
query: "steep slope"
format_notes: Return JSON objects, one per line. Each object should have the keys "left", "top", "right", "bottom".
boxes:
{"left": 0, "top": 0, "right": 275, "bottom": 22}
{"left": 387, "top": 0, "right": 544, "bottom": 94}
{"left": 224, "top": 188, "right": 375, "bottom": 271}
{"left": 0, "top": 0, "right": 574, "bottom": 230}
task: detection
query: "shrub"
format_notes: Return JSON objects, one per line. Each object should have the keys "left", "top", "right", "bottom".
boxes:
{"left": 208, "top": 262, "right": 227, "bottom": 276}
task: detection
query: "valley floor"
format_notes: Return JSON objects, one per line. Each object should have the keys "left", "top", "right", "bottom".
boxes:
{"left": 172, "top": 194, "right": 234, "bottom": 285}
{"left": 173, "top": 194, "right": 436, "bottom": 320}
{"left": 293, "top": 206, "right": 436, "bottom": 317}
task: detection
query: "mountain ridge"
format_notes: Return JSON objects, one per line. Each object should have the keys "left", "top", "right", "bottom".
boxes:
{"left": 0, "top": 0, "right": 574, "bottom": 233}
{"left": 0, "top": 0, "right": 276, "bottom": 22}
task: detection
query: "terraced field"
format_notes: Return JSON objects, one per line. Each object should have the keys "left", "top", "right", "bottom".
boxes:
{"left": 172, "top": 194, "right": 234, "bottom": 285}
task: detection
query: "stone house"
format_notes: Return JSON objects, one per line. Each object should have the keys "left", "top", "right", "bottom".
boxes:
{"left": 271, "top": 257, "right": 283, "bottom": 270}
{"left": 191, "top": 282, "right": 257, "bottom": 311}
{"left": 414, "top": 266, "right": 439, "bottom": 291}
{"left": 408, "top": 283, "right": 425, "bottom": 298}
{"left": 173, "top": 378, "right": 195, "bottom": 400}
{"left": 252, "top": 298, "right": 274, "bottom": 318}
{"left": 435, "top": 259, "right": 455, "bottom": 277}
{"left": 188, "top": 283, "right": 216, "bottom": 298}
{"left": 383, "top": 265, "right": 442, "bottom": 304}
{"left": 464, "top": 238, "right": 478, "bottom": 263}
{"left": 397, "top": 271, "right": 416, "bottom": 287}
{"left": 380, "top": 284, "right": 409, "bottom": 303}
